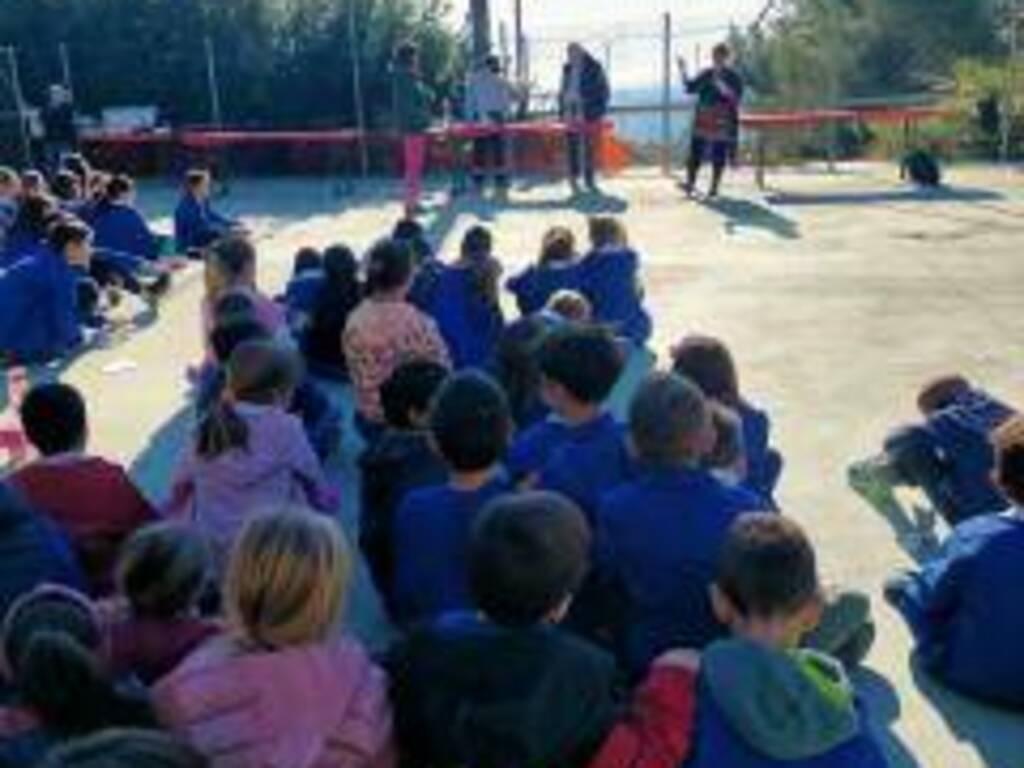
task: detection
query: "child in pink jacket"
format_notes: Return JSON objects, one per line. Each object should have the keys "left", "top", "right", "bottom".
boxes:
{"left": 153, "top": 509, "right": 394, "bottom": 768}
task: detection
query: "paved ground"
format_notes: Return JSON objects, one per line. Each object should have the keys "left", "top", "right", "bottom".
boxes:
{"left": 39, "top": 163, "right": 1024, "bottom": 767}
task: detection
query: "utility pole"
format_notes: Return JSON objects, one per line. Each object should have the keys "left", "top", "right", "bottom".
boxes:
{"left": 470, "top": 0, "right": 492, "bottom": 62}
{"left": 1002, "top": 0, "right": 1020, "bottom": 163}
{"left": 514, "top": 0, "right": 525, "bottom": 82}
{"left": 204, "top": 37, "right": 223, "bottom": 129}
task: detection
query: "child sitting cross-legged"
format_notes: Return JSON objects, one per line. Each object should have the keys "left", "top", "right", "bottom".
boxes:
{"left": 153, "top": 509, "right": 395, "bottom": 768}
{"left": 390, "top": 490, "right": 701, "bottom": 768}
{"left": 104, "top": 522, "right": 220, "bottom": 685}
{"left": 505, "top": 226, "right": 583, "bottom": 316}
{"left": 510, "top": 325, "right": 627, "bottom": 507}
{"left": 884, "top": 415, "right": 1024, "bottom": 707}
{"left": 391, "top": 371, "right": 513, "bottom": 624}
{"left": 359, "top": 360, "right": 450, "bottom": 611}
{"left": 682, "top": 514, "right": 887, "bottom": 767}
{"left": 10, "top": 382, "right": 156, "bottom": 596}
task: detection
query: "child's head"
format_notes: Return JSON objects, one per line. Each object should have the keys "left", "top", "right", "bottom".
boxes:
{"left": 494, "top": 316, "right": 550, "bottom": 426}
{"left": 211, "top": 290, "right": 258, "bottom": 328}
{"left": 703, "top": 401, "right": 747, "bottom": 483}
{"left": 48, "top": 218, "right": 94, "bottom": 268}
{"left": 292, "top": 246, "right": 323, "bottom": 278}
{"left": 460, "top": 225, "right": 500, "bottom": 303}
{"left": 381, "top": 359, "right": 449, "bottom": 430}
{"left": 470, "top": 491, "right": 590, "bottom": 627}
{"left": 206, "top": 236, "right": 257, "bottom": 297}
{"left": 365, "top": 238, "right": 415, "bottom": 297}
{"left": 322, "top": 244, "right": 361, "bottom": 302}
{"left": 461, "top": 225, "right": 493, "bottom": 260}
{"left": 670, "top": 334, "right": 741, "bottom": 408}
{"left": 14, "top": 193, "right": 59, "bottom": 238}
{"left": 392, "top": 218, "right": 432, "bottom": 264}
{"left": 917, "top": 374, "right": 971, "bottom": 415}
{"left": 0, "top": 166, "right": 21, "bottom": 198}
{"left": 21, "top": 170, "right": 47, "bottom": 196}
{"left": 1, "top": 585, "right": 116, "bottom": 736}
{"left": 993, "top": 415, "right": 1024, "bottom": 507}
{"left": 588, "top": 216, "right": 628, "bottom": 250}
{"left": 226, "top": 509, "right": 352, "bottom": 649}
{"left": 39, "top": 729, "right": 209, "bottom": 768}
{"left": 103, "top": 174, "right": 135, "bottom": 204}
{"left": 544, "top": 289, "right": 592, "bottom": 323}
{"left": 52, "top": 169, "right": 82, "bottom": 202}
{"left": 712, "top": 514, "right": 823, "bottom": 649}
{"left": 539, "top": 226, "right": 576, "bottom": 266}
{"left": 629, "top": 372, "right": 714, "bottom": 467}
{"left": 210, "top": 318, "right": 270, "bottom": 364}
{"left": 21, "top": 381, "right": 88, "bottom": 456}
{"left": 430, "top": 371, "right": 511, "bottom": 474}
{"left": 117, "top": 523, "right": 210, "bottom": 619}
{"left": 538, "top": 325, "right": 623, "bottom": 414}
{"left": 61, "top": 154, "right": 92, "bottom": 188}
{"left": 185, "top": 169, "right": 212, "bottom": 198}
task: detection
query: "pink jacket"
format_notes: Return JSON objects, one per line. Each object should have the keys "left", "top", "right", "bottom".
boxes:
{"left": 153, "top": 634, "right": 396, "bottom": 768}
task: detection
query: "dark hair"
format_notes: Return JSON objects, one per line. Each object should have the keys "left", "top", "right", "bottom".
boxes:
{"left": 210, "top": 318, "right": 270, "bottom": 363}
{"left": 306, "top": 244, "right": 362, "bottom": 367}
{"left": 209, "top": 236, "right": 256, "bottom": 283}
{"left": 670, "top": 335, "right": 741, "bottom": 408}
{"left": 430, "top": 371, "right": 511, "bottom": 472}
{"left": 61, "top": 154, "right": 92, "bottom": 187}
{"left": 365, "top": 238, "right": 414, "bottom": 295}
{"left": 212, "top": 290, "right": 258, "bottom": 326}
{"left": 539, "top": 227, "right": 576, "bottom": 266}
{"left": 197, "top": 341, "right": 299, "bottom": 459}
{"left": 2, "top": 587, "right": 150, "bottom": 737}
{"left": 21, "top": 382, "right": 87, "bottom": 455}
{"left": 39, "top": 729, "right": 209, "bottom": 768}
{"left": 629, "top": 373, "right": 709, "bottom": 466}
{"left": 470, "top": 492, "right": 590, "bottom": 626}
{"left": 704, "top": 402, "right": 745, "bottom": 472}
{"left": 587, "top": 216, "right": 627, "bottom": 250}
{"left": 117, "top": 523, "right": 210, "bottom": 618}
{"left": 52, "top": 170, "right": 81, "bottom": 202}
{"left": 538, "top": 325, "right": 623, "bottom": 404}
{"left": 994, "top": 416, "right": 1024, "bottom": 506}
{"left": 292, "top": 247, "right": 323, "bottom": 278}
{"left": 917, "top": 374, "right": 971, "bottom": 414}
{"left": 460, "top": 225, "right": 500, "bottom": 305}
{"left": 103, "top": 174, "right": 134, "bottom": 203}
{"left": 13, "top": 194, "right": 59, "bottom": 239}
{"left": 48, "top": 218, "right": 93, "bottom": 253}
{"left": 712, "top": 42, "right": 732, "bottom": 60}
{"left": 380, "top": 360, "right": 449, "bottom": 429}
{"left": 392, "top": 219, "right": 432, "bottom": 264}
{"left": 394, "top": 41, "right": 419, "bottom": 69}
{"left": 185, "top": 169, "right": 210, "bottom": 190}
{"left": 719, "top": 514, "right": 818, "bottom": 620}
{"left": 494, "top": 316, "right": 551, "bottom": 427}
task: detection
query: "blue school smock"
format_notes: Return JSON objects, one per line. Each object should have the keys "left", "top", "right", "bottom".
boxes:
{"left": 173, "top": 194, "right": 234, "bottom": 251}
{"left": 739, "top": 401, "right": 783, "bottom": 500}
{"left": 577, "top": 247, "right": 652, "bottom": 346}
{"left": 594, "top": 466, "right": 761, "bottom": 674}
{"left": 0, "top": 248, "right": 81, "bottom": 363}
{"left": 539, "top": 412, "right": 634, "bottom": 522}
{"left": 506, "top": 417, "right": 571, "bottom": 483}
{"left": 284, "top": 272, "right": 325, "bottom": 317}
{"left": 890, "top": 512, "right": 1024, "bottom": 707}
{"left": 393, "top": 475, "right": 511, "bottom": 624}
{"left": 426, "top": 266, "right": 505, "bottom": 369}
{"left": 506, "top": 263, "right": 584, "bottom": 317}
{"left": 91, "top": 202, "right": 159, "bottom": 260}
{"left": 686, "top": 691, "right": 887, "bottom": 768}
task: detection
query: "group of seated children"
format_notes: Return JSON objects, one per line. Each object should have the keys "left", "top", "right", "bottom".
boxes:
{"left": 0, "top": 162, "right": 243, "bottom": 363}
{"left": 0, "top": 182, "right": 1021, "bottom": 768}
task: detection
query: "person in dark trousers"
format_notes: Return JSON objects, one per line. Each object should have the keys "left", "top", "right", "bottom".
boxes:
{"left": 41, "top": 85, "right": 78, "bottom": 175}
{"left": 465, "top": 55, "right": 519, "bottom": 196}
{"left": 559, "top": 43, "right": 610, "bottom": 194}
{"left": 678, "top": 43, "right": 744, "bottom": 199}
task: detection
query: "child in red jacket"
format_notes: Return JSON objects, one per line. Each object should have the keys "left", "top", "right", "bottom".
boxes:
{"left": 9, "top": 382, "right": 155, "bottom": 595}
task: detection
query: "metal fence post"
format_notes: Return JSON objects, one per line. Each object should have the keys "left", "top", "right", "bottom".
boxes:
{"left": 3, "top": 46, "right": 33, "bottom": 167}
{"left": 661, "top": 13, "right": 672, "bottom": 174}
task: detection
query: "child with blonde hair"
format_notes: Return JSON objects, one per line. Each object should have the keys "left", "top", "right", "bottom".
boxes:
{"left": 153, "top": 509, "right": 395, "bottom": 768}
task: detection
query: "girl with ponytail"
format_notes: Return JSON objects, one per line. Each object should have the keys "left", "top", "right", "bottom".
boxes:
{"left": 166, "top": 340, "right": 336, "bottom": 576}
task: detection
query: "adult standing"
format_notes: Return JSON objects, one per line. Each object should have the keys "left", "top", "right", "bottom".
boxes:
{"left": 393, "top": 42, "right": 434, "bottom": 217}
{"left": 558, "top": 43, "right": 610, "bottom": 194}
{"left": 679, "top": 43, "right": 744, "bottom": 199}
{"left": 41, "top": 84, "right": 77, "bottom": 175}
{"left": 465, "top": 55, "right": 520, "bottom": 198}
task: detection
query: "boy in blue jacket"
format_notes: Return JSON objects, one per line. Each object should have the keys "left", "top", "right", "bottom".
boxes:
{"left": 885, "top": 415, "right": 1024, "bottom": 708}
{"left": 682, "top": 514, "right": 887, "bottom": 768}
{"left": 393, "top": 371, "right": 512, "bottom": 624}
{"left": 511, "top": 326, "right": 625, "bottom": 512}
{"left": 173, "top": 169, "right": 240, "bottom": 252}
{"left": 592, "top": 372, "right": 762, "bottom": 674}
{"left": 850, "top": 375, "right": 1015, "bottom": 542}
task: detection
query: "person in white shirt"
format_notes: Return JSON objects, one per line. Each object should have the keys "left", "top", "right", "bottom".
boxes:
{"left": 465, "top": 55, "right": 519, "bottom": 196}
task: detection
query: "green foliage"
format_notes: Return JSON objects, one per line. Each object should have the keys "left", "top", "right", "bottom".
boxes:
{"left": 0, "top": 0, "right": 461, "bottom": 128}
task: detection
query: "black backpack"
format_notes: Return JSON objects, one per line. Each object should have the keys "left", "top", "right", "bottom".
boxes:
{"left": 903, "top": 150, "right": 942, "bottom": 187}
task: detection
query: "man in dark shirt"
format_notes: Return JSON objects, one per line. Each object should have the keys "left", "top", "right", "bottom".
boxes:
{"left": 559, "top": 44, "right": 610, "bottom": 194}
{"left": 41, "top": 84, "right": 78, "bottom": 174}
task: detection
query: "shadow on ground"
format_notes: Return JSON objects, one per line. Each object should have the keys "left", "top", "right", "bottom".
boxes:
{"left": 700, "top": 195, "right": 801, "bottom": 240}
{"left": 765, "top": 186, "right": 1005, "bottom": 208}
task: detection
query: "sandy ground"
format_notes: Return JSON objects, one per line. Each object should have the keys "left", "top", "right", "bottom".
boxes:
{"left": 38, "top": 162, "right": 1024, "bottom": 767}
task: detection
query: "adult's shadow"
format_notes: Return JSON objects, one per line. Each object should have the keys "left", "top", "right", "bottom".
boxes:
{"left": 852, "top": 667, "right": 922, "bottom": 768}
{"left": 910, "top": 658, "right": 1024, "bottom": 768}
{"left": 699, "top": 195, "right": 801, "bottom": 240}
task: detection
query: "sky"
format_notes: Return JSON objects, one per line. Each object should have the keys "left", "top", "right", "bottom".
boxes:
{"left": 449, "top": 0, "right": 770, "bottom": 90}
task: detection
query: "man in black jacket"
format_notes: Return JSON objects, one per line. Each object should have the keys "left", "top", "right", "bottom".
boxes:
{"left": 559, "top": 44, "right": 610, "bottom": 193}
{"left": 41, "top": 84, "right": 78, "bottom": 175}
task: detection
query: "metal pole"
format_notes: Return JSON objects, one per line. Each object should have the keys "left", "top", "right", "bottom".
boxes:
{"left": 1002, "top": 0, "right": 1019, "bottom": 163}
{"left": 470, "top": 0, "right": 492, "bottom": 61}
{"left": 4, "top": 46, "right": 33, "bottom": 167}
{"left": 58, "top": 42, "right": 74, "bottom": 100}
{"left": 514, "top": 0, "right": 525, "bottom": 82}
{"left": 204, "top": 37, "right": 223, "bottom": 128}
{"left": 661, "top": 13, "right": 672, "bottom": 175}
{"left": 349, "top": 0, "right": 369, "bottom": 177}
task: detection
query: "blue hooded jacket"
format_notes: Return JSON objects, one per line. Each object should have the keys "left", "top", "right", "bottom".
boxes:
{"left": 506, "top": 263, "right": 584, "bottom": 317}
{"left": 0, "top": 247, "right": 81, "bottom": 363}
{"left": 577, "top": 247, "right": 652, "bottom": 346}
{"left": 90, "top": 202, "right": 159, "bottom": 260}
{"left": 426, "top": 266, "right": 505, "bottom": 370}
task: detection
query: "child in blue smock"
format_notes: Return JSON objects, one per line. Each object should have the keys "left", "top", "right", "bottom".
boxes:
{"left": 174, "top": 169, "right": 241, "bottom": 251}
{"left": 506, "top": 226, "right": 583, "bottom": 316}
{"left": 89, "top": 175, "right": 163, "bottom": 260}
